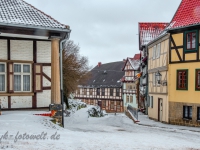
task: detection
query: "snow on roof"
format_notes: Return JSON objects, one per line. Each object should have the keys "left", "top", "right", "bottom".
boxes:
{"left": 128, "top": 58, "right": 140, "bottom": 70}
{"left": 0, "top": 0, "right": 69, "bottom": 29}
{"left": 167, "top": 0, "right": 200, "bottom": 29}
{"left": 139, "top": 22, "right": 169, "bottom": 49}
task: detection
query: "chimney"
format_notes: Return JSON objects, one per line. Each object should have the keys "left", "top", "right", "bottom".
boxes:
{"left": 123, "top": 59, "right": 126, "bottom": 62}
{"left": 98, "top": 62, "right": 101, "bottom": 67}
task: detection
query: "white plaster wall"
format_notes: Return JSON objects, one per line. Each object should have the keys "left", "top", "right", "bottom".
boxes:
{"left": 0, "top": 40, "right": 7, "bottom": 59}
{"left": 10, "top": 40, "right": 33, "bottom": 61}
{"left": 37, "top": 41, "right": 51, "bottom": 63}
{"left": 43, "top": 66, "right": 51, "bottom": 86}
{"left": 11, "top": 96, "right": 32, "bottom": 108}
{"left": 37, "top": 90, "right": 51, "bottom": 107}
{"left": 0, "top": 96, "right": 8, "bottom": 109}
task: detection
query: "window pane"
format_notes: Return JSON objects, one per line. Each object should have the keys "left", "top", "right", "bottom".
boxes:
{"left": 189, "top": 106, "right": 192, "bottom": 118}
{"left": 192, "top": 33, "right": 196, "bottom": 49}
{"left": 187, "top": 33, "right": 191, "bottom": 49}
{"left": 23, "top": 65, "right": 30, "bottom": 73}
{"left": 14, "top": 75, "right": 21, "bottom": 91}
{"left": 14, "top": 64, "right": 21, "bottom": 72}
{"left": 0, "top": 75, "right": 5, "bottom": 91}
{"left": 184, "top": 106, "right": 188, "bottom": 118}
{"left": 23, "top": 75, "right": 30, "bottom": 91}
{"left": 0, "top": 64, "right": 5, "bottom": 72}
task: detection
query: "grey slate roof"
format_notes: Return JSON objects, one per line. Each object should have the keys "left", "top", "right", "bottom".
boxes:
{"left": 0, "top": 0, "right": 68, "bottom": 30}
{"left": 82, "top": 61, "right": 125, "bottom": 88}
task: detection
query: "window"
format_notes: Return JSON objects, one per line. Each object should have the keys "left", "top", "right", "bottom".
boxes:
{"left": 150, "top": 96, "right": 153, "bottom": 108}
{"left": 197, "top": 107, "right": 200, "bottom": 120}
{"left": 77, "top": 89, "right": 80, "bottom": 95}
{"left": 101, "top": 88, "right": 105, "bottom": 96}
{"left": 156, "top": 43, "right": 161, "bottom": 59}
{"left": 116, "top": 101, "right": 121, "bottom": 109}
{"left": 183, "top": 106, "right": 192, "bottom": 119}
{"left": 97, "top": 88, "right": 100, "bottom": 95}
{"left": 116, "top": 88, "right": 120, "bottom": 96}
{"left": 184, "top": 30, "right": 198, "bottom": 52}
{"left": 83, "top": 88, "right": 87, "bottom": 95}
{"left": 110, "top": 101, "right": 114, "bottom": 109}
{"left": 102, "top": 100, "right": 106, "bottom": 108}
{"left": 195, "top": 69, "right": 200, "bottom": 90}
{"left": 0, "top": 63, "right": 6, "bottom": 92}
{"left": 126, "top": 95, "right": 129, "bottom": 103}
{"left": 153, "top": 45, "right": 156, "bottom": 59}
{"left": 130, "top": 95, "right": 133, "bottom": 103}
{"left": 110, "top": 88, "right": 113, "bottom": 96}
{"left": 89, "top": 88, "right": 93, "bottom": 95}
{"left": 177, "top": 70, "right": 188, "bottom": 90}
{"left": 14, "top": 64, "right": 31, "bottom": 92}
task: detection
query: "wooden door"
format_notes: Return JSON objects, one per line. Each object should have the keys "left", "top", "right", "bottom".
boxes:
{"left": 158, "top": 98, "right": 163, "bottom": 122}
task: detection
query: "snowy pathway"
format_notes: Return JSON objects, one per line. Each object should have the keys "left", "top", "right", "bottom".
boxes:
{"left": 0, "top": 108, "right": 199, "bottom": 150}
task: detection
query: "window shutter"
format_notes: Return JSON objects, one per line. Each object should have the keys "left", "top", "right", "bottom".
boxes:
{"left": 156, "top": 43, "right": 161, "bottom": 58}
{"left": 34, "top": 64, "right": 43, "bottom": 92}
{"left": 8, "top": 62, "right": 14, "bottom": 93}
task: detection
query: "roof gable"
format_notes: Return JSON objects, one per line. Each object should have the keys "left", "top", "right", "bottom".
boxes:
{"left": 168, "top": 0, "right": 200, "bottom": 29}
{"left": 0, "top": 0, "right": 69, "bottom": 30}
{"left": 122, "top": 54, "right": 140, "bottom": 71}
{"left": 139, "top": 22, "right": 168, "bottom": 49}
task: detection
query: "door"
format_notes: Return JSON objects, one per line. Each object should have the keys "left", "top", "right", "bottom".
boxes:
{"left": 158, "top": 98, "right": 163, "bottom": 122}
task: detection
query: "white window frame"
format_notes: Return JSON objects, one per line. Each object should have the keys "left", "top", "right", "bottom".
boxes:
{"left": 156, "top": 43, "right": 161, "bottom": 59}
{"left": 0, "top": 63, "right": 6, "bottom": 92}
{"left": 14, "top": 63, "right": 32, "bottom": 92}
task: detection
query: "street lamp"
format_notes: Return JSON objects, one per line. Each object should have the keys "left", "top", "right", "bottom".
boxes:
{"left": 155, "top": 70, "right": 162, "bottom": 84}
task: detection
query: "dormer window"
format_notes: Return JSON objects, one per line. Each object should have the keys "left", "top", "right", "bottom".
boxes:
{"left": 184, "top": 30, "right": 198, "bottom": 52}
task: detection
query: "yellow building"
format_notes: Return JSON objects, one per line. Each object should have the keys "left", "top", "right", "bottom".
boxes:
{"left": 148, "top": 34, "right": 169, "bottom": 123}
{"left": 144, "top": 0, "right": 200, "bottom": 127}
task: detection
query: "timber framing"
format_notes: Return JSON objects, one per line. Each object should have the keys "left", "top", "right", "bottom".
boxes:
{"left": 169, "top": 27, "right": 200, "bottom": 64}
{"left": 0, "top": 37, "right": 52, "bottom": 109}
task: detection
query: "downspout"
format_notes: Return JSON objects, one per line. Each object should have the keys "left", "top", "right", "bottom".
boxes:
{"left": 60, "top": 31, "right": 71, "bottom": 127}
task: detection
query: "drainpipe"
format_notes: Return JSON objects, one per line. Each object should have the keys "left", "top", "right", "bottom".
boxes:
{"left": 60, "top": 31, "right": 71, "bottom": 127}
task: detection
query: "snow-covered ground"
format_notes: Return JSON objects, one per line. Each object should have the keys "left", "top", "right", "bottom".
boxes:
{"left": 0, "top": 107, "right": 200, "bottom": 150}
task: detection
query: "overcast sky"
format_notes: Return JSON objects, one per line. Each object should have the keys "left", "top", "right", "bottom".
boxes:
{"left": 25, "top": 0, "right": 182, "bottom": 68}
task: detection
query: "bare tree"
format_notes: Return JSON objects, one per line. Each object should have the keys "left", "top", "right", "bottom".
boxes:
{"left": 63, "top": 40, "right": 91, "bottom": 107}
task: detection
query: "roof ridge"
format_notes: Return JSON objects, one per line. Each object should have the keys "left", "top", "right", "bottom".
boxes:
{"left": 21, "top": 0, "right": 69, "bottom": 29}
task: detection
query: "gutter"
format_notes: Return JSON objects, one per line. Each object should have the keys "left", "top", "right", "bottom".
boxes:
{"left": 60, "top": 31, "right": 71, "bottom": 127}
{"left": 0, "top": 22, "right": 71, "bottom": 32}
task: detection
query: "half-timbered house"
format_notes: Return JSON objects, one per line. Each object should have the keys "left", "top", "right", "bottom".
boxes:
{"left": 167, "top": 0, "right": 200, "bottom": 126}
{"left": 121, "top": 54, "right": 140, "bottom": 111}
{"left": 138, "top": 22, "right": 168, "bottom": 114}
{"left": 0, "top": 0, "right": 70, "bottom": 109}
{"left": 147, "top": 31, "right": 169, "bottom": 123}
{"left": 74, "top": 61, "right": 124, "bottom": 113}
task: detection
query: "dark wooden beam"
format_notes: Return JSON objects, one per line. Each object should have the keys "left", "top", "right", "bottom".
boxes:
{"left": 42, "top": 72, "right": 51, "bottom": 82}
{"left": 170, "top": 35, "right": 182, "bottom": 61}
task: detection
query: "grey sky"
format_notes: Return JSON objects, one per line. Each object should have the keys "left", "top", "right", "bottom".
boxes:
{"left": 25, "top": 0, "right": 181, "bottom": 68}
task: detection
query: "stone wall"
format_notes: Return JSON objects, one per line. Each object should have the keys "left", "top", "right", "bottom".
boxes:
{"left": 169, "top": 102, "right": 200, "bottom": 127}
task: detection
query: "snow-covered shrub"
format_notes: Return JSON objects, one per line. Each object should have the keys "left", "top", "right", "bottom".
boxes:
{"left": 87, "top": 106, "right": 107, "bottom": 117}
{"left": 68, "top": 99, "right": 86, "bottom": 110}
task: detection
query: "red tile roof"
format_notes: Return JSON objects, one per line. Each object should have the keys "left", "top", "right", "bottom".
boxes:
{"left": 168, "top": 0, "right": 200, "bottom": 29}
{"left": 139, "top": 22, "right": 168, "bottom": 49}
{"left": 132, "top": 53, "right": 140, "bottom": 60}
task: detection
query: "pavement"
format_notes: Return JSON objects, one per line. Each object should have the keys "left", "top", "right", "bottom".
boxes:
{"left": 137, "top": 112, "right": 200, "bottom": 132}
